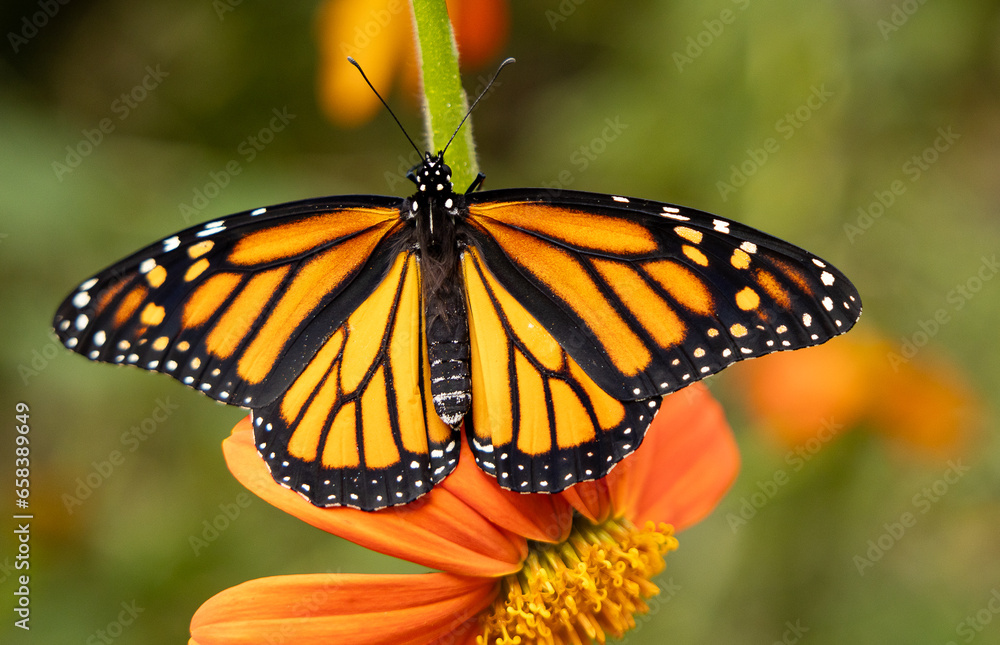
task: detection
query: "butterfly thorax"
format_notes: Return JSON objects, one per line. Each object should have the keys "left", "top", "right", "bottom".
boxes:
{"left": 405, "top": 152, "right": 472, "bottom": 427}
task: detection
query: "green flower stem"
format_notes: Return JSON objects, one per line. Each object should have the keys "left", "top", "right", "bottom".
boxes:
{"left": 410, "top": 0, "right": 478, "bottom": 190}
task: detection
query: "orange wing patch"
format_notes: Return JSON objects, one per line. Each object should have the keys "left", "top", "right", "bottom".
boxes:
{"left": 228, "top": 207, "right": 398, "bottom": 265}
{"left": 469, "top": 217, "right": 652, "bottom": 377}
{"left": 470, "top": 203, "right": 658, "bottom": 255}
{"left": 590, "top": 258, "right": 686, "bottom": 349}
{"left": 237, "top": 222, "right": 395, "bottom": 384}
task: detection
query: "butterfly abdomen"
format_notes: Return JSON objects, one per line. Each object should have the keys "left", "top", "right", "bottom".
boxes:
{"left": 425, "top": 282, "right": 472, "bottom": 427}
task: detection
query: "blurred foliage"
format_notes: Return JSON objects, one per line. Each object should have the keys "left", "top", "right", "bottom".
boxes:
{"left": 1, "top": 0, "right": 999, "bottom": 643}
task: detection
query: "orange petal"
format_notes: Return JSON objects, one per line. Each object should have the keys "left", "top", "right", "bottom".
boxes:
{"left": 607, "top": 384, "right": 740, "bottom": 531}
{"left": 443, "top": 436, "right": 573, "bottom": 543}
{"left": 225, "top": 417, "right": 524, "bottom": 577}
{"left": 559, "top": 477, "right": 614, "bottom": 524}
{"left": 872, "top": 348, "right": 980, "bottom": 455}
{"left": 316, "top": 0, "right": 411, "bottom": 126}
{"left": 190, "top": 572, "right": 497, "bottom": 645}
{"left": 737, "top": 335, "right": 874, "bottom": 445}
{"left": 448, "top": 0, "right": 509, "bottom": 69}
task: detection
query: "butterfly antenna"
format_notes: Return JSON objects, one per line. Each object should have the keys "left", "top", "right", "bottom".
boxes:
{"left": 441, "top": 57, "right": 516, "bottom": 156}
{"left": 348, "top": 57, "right": 422, "bottom": 157}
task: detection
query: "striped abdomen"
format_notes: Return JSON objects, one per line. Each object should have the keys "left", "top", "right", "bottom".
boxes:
{"left": 425, "top": 282, "right": 472, "bottom": 427}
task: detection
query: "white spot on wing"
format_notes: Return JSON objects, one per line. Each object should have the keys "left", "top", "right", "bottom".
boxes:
{"left": 73, "top": 292, "right": 91, "bottom": 308}
{"left": 196, "top": 220, "right": 226, "bottom": 237}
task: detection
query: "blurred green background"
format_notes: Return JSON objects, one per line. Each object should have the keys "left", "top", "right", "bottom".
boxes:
{"left": 2, "top": 0, "right": 999, "bottom": 643}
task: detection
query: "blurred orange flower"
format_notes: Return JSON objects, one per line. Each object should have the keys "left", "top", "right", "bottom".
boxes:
{"left": 734, "top": 328, "right": 981, "bottom": 456}
{"left": 189, "top": 384, "right": 738, "bottom": 645}
{"left": 317, "top": 0, "right": 509, "bottom": 126}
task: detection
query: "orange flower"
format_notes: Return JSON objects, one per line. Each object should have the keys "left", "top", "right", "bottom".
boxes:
{"left": 189, "top": 384, "right": 738, "bottom": 645}
{"left": 317, "top": 0, "right": 509, "bottom": 126}
{"left": 734, "top": 328, "right": 981, "bottom": 456}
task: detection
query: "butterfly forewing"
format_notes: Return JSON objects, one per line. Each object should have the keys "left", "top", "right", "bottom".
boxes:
{"left": 53, "top": 197, "right": 404, "bottom": 410}
{"left": 464, "top": 189, "right": 862, "bottom": 402}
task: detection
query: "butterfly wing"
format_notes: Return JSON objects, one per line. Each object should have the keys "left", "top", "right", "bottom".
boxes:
{"left": 461, "top": 189, "right": 860, "bottom": 491}
{"left": 253, "top": 251, "right": 459, "bottom": 509}
{"left": 464, "top": 188, "right": 861, "bottom": 402}
{"left": 462, "top": 247, "right": 661, "bottom": 491}
{"left": 52, "top": 197, "right": 406, "bottom": 410}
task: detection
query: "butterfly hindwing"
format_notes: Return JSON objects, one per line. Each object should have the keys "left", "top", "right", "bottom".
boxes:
{"left": 462, "top": 247, "right": 661, "bottom": 493}
{"left": 53, "top": 197, "right": 405, "bottom": 410}
{"left": 253, "top": 252, "right": 460, "bottom": 508}
{"left": 464, "top": 189, "right": 861, "bottom": 402}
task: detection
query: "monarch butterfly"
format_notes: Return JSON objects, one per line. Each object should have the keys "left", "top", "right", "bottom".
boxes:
{"left": 54, "top": 60, "right": 861, "bottom": 511}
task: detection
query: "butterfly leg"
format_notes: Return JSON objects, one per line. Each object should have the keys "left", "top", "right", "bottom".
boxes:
{"left": 465, "top": 173, "right": 486, "bottom": 194}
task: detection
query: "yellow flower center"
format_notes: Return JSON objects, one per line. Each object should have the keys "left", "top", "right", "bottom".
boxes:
{"left": 477, "top": 517, "right": 678, "bottom": 645}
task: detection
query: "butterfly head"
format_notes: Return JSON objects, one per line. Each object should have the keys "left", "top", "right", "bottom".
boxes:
{"left": 407, "top": 152, "right": 454, "bottom": 195}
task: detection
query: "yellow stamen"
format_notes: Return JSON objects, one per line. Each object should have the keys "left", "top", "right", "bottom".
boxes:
{"left": 478, "top": 518, "right": 678, "bottom": 645}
